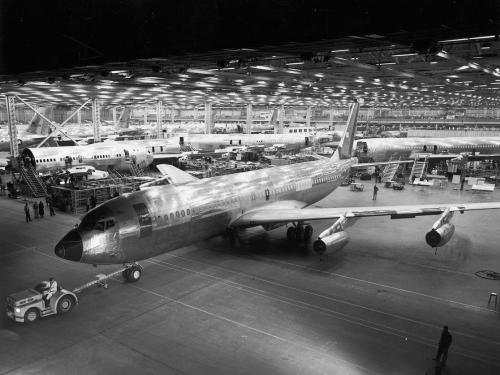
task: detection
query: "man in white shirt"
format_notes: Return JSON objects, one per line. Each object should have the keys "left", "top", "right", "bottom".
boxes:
{"left": 43, "top": 278, "right": 58, "bottom": 307}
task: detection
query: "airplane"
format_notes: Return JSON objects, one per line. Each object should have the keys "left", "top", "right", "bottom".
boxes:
{"left": 168, "top": 132, "right": 323, "bottom": 152}
{"left": 355, "top": 136, "right": 500, "bottom": 162}
{"left": 54, "top": 102, "right": 500, "bottom": 281}
{"left": 20, "top": 141, "right": 154, "bottom": 173}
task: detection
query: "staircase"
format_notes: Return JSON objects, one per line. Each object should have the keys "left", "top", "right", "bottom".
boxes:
{"left": 128, "top": 163, "right": 144, "bottom": 177}
{"left": 19, "top": 164, "right": 48, "bottom": 197}
{"left": 381, "top": 158, "right": 401, "bottom": 183}
{"left": 409, "top": 155, "right": 429, "bottom": 183}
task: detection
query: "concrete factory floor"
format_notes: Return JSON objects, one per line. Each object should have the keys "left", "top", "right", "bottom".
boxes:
{"left": 0, "top": 181, "right": 499, "bottom": 375}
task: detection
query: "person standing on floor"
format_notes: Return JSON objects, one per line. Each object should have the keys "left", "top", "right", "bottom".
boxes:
{"left": 38, "top": 201, "right": 45, "bottom": 218}
{"left": 24, "top": 202, "right": 32, "bottom": 222}
{"left": 48, "top": 200, "right": 55, "bottom": 216}
{"left": 434, "top": 326, "right": 452, "bottom": 365}
{"left": 372, "top": 184, "right": 379, "bottom": 200}
{"left": 33, "top": 201, "right": 39, "bottom": 219}
{"left": 86, "top": 196, "right": 91, "bottom": 212}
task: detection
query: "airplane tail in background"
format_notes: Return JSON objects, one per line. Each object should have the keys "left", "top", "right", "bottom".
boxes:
{"left": 268, "top": 108, "right": 278, "bottom": 126}
{"left": 332, "top": 102, "right": 359, "bottom": 160}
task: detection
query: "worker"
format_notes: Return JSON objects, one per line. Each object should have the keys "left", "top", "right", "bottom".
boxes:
{"left": 434, "top": 326, "right": 452, "bottom": 365}
{"left": 33, "top": 201, "right": 39, "bottom": 219}
{"left": 24, "top": 202, "right": 32, "bottom": 222}
{"left": 372, "top": 184, "right": 379, "bottom": 200}
{"left": 43, "top": 277, "right": 58, "bottom": 307}
{"left": 38, "top": 200, "right": 45, "bottom": 218}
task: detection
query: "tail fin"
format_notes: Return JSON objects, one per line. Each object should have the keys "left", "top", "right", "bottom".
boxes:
{"left": 332, "top": 101, "right": 359, "bottom": 160}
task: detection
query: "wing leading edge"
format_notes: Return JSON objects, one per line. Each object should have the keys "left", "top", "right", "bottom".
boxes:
{"left": 230, "top": 202, "right": 500, "bottom": 227}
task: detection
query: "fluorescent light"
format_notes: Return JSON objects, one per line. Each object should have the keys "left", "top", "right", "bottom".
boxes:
{"left": 379, "top": 62, "right": 396, "bottom": 65}
{"left": 438, "top": 35, "right": 495, "bottom": 43}
{"left": 253, "top": 65, "right": 274, "bottom": 71}
{"left": 330, "top": 49, "right": 349, "bottom": 53}
{"left": 286, "top": 62, "right": 305, "bottom": 66}
{"left": 392, "top": 53, "right": 418, "bottom": 57}
{"left": 456, "top": 65, "right": 469, "bottom": 71}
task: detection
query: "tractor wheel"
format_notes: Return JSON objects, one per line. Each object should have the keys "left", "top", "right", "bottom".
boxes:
{"left": 24, "top": 308, "right": 39, "bottom": 323}
{"left": 57, "top": 295, "right": 74, "bottom": 314}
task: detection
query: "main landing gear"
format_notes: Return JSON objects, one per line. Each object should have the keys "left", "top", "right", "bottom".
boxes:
{"left": 286, "top": 223, "right": 313, "bottom": 242}
{"left": 122, "top": 263, "right": 143, "bottom": 282}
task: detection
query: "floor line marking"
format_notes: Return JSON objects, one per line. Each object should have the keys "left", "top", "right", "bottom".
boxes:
{"left": 146, "top": 258, "right": 500, "bottom": 365}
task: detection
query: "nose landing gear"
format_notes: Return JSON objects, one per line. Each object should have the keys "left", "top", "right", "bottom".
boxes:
{"left": 122, "top": 263, "right": 143, "bottom": 282}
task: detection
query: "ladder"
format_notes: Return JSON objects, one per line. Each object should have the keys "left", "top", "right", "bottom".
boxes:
{"left": 128, "top": 163, "right": 144, "bottom": 177}
{"left": 19, "top": 164, "right": 48, "bottom": 197}
{"left": 409, "top": 155, "right": 429, "bottom": 183}
{"left": 381, "top": 157, "right": 401, "bottom": 183}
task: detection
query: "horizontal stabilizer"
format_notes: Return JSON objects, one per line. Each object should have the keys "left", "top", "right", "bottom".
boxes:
{"left": 156, "top": 164, "right": 197, "bottom": 184}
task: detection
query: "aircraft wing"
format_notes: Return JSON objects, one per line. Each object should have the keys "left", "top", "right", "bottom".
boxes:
{"left": 230, "top": 202, "right": 500, "bottom": 227}
{"left": 156, "top": 164, "right": 198, "bottom": 184}
{"left": 152, "top": 153, "right": 184, "bottom": 159}
{"left": 352, "top": 160, "right": 414, "bottom": 168}
{"left": 418, "top": 153, "right": 500, "bottom": 161}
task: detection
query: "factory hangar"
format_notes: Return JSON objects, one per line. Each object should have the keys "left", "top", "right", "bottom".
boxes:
{"left": 0, "top": 2, "right": 500, "bottom": 375}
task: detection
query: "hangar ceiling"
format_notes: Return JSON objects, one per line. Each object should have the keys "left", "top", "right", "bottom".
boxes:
{"left": 1, "top": 1, "right": 500, "bottom": 110}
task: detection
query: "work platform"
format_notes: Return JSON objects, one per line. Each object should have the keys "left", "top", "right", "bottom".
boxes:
{"left": 0, "top": 183, "right": 499, "bottom": 374}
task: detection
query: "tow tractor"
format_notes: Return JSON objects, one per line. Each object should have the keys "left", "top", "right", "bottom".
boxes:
{"left": 5, "top": 264, "right": 142, "bottom": 323}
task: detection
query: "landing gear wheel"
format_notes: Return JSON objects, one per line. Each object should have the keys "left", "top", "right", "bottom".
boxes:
{"left": 24, "top": 308, "right": 39, "bottom": 323}
{"left": 286, "top": 227, "right": 296, "bottom": 241}
{"left": 124, "top": 265, "right": 142, "bottom": 282}
{"left": 304, "top": 225, "right": 313, "bottom": 241}
{"left": 295, "top": 226, "right": 304, "bottom": 241}
{"left": 57, "top": 295, "right": 74, "bottom": 314}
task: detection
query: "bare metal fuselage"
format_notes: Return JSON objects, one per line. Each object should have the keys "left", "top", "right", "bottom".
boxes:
{"left": 73, "top": 157, "right": 354, "bottom": 264}
{"left": 357, "top": 136, "right": 500, "bottom": 161}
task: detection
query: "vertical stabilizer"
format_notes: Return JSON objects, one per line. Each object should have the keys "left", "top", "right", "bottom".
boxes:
{"left": 332, "top": 102, "right": 359, "bottom": 160}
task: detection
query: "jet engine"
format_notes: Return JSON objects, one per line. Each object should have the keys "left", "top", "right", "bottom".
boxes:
{"left": 313, "top": 216, "right": 350, "bottom": 255}
{"left": 425, "top": 208, "right": 455, "bottom": 247}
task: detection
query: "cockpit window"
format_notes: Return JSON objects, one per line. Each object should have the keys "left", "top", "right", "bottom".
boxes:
{"left": 80, "top": 205, "right": 114, "bottom": 231}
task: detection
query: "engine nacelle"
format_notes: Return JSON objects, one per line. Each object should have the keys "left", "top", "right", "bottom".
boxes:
{"left": 313, "top": 231, "right": 350, "bottom": 256}
{"left": 425, "top": 223, "right": 455, "bottom": 247}
{"left": 425, "top": 208, "right": 455, "bottom": 247}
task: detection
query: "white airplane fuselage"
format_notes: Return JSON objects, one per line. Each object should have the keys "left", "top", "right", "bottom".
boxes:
{"left": 356, "top": 136, "right": 500, "bottom": 161}
{"left": 55, "top": 156, "right": 354, "bottom": 264}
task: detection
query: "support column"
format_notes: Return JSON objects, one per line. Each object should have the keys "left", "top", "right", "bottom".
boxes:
{"left": 329, "top": 106, "right": 334, "bottom": 130}
{"left": 156, "top": 100, "right": 163, "bottom": 138}
{"left": 112, "top": 107, "right": 117, "bottom": 126}
{"left": 143, "top": 107, "right": 148, "bottom": 126}
{"left": 277, "top": 105, "right": 284, "bottom": 134}
{"left": 77, "top": 108, "right": 82, "bottom": 126}
{"left": 5, "top": 96, "right": 19, "bottom": 157}
{"left": 306, "top": 106, "right": 311, "bottom": 128}
{"left": 92, "top": 98, "right": 102, "bottom": 143}
{"left": 205, "top": 102, "right": 213, "bottom": 134}
{"left": 246, "top": 104, "right": 252, "bottom": 134}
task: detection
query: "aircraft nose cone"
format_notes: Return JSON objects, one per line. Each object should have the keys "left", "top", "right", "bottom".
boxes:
{"left": 55, "top": 230, "right": 83, "bottom": 261}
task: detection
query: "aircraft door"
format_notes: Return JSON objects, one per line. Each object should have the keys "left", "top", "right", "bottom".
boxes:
{"left": 433, "top": 145, "right": 437, "bottom": 154}
{"left": 305, "top": 137, "right": 310, "bottom": 146}
{"left": 423, "top": 145, "right": 427, "bottom": 152}
{"left": 179, "top": 137, "right": 184, "bottom": 146}
{"left": 132, "top": 203, "right": 152, "bottom": 238}
{"left": 64, "top": 156, "right": 72, "bottom": 168}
